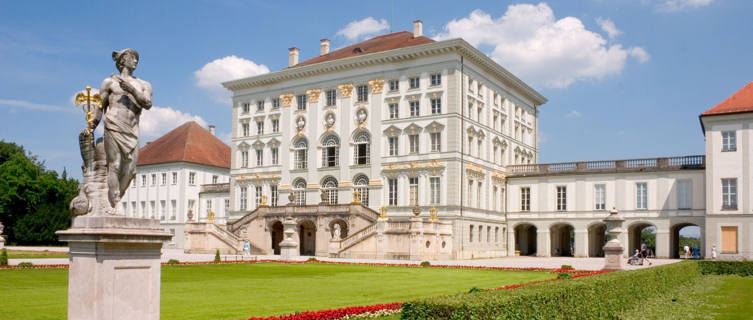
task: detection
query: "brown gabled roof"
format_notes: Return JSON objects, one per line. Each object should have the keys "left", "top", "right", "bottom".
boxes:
{"left": 295, "top": 31, "right": 435, "bottom": 67}
{"left": 138, "top": 121, "right": 230, "bottom": 168}
{"left": 702, "top": 81, "right": 753, "bottom": 116}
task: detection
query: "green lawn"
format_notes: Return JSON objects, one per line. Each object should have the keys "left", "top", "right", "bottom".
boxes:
{"left": 6, "top": 250, "right": 68, "bottom": 259}
{"left": 0, "top": 262, "right": 554, "bottom": 320}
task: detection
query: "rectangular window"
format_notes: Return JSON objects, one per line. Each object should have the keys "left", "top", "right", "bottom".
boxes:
{"left": 205, "top": 200, "right": 212, "bottom": 218}
{"left": 477, "top": 181, "right": 482, "bottom": 208}
{"left": 256, "top": 100, "right": 264, "bottom": 111}
{"left": 356, "top": 85, "right": 368, "bottom": 102}
{"left": 172, "top": 172, "right": 177, "bottom": 185}
{"left": 255, "top": 186, "right": 262, "bottom": 207}
{"left": 355, "top": 142, "right": 369, "bottom": 165}
{"left": 409, "top": 134, "right": 419, "bottom": 153}
{"left": 189, "top": 172, "right": 196, "bottom": 185}
{"left": 212, "top": 175, "right": 218, "bottom": 184}
{"left": 677, "top": 180, "right": 691, "bottom": 209}
{"left": 326, "top": 89, "right": 336, "bottom": 106}
{"left": 409, "top": 177, "right": 419, "bottom": 206}
{"left": 241, "top": 151, "right": 248, "bottom": 168}
{"left": 430, "top": 177, "right": 440, "bottom": 204}
{"left": 272, "top": 98, "right": 280, "bottom": 109}
{"left": 151, "top": 174, "right": 156, "bottom": 185}
{"left": 431, "top": 98, "right": 441, "bottom": 114}
{"left": 430, "top": 73, "right": 441, "bottom": 86}
{"left": 161, "top": 173, "right": 167, "bottom": 185}
{"left": 272, "top": 119, "right": 279, "bottom": 133}
{"left": 270, "top": 185, "right": 278, "bottom": 207}
{"left": 556, "top": 186, "right": 567, "bottom": 211}
{"left": 295, "top": 149, "right": 307, "bottom": 169}
{"left": 594, "top": 184, "right": 606, "bottom": 210}
{"left": 296, "top": 94, "right": 307, "bottom": 110}
{"left": 468, "top": 180, "right": 473, "bottom": 206}
{"left": 239, "top": 187, "right": 247, "bottom": 211}
{"left": 636, "top": 182, "right": 648, "bottom": 210}
{"left": 224, "top": 199, "right": 229, "bottom": 212}
{"left": 430, "top": 132, "right": 441, "bottom": 152}
{"left": 256, "top": 149, "right": 263, "bottom": 166}
{"left": 721, "top": 226, "right": 738, "bottom": 253}
{"left": 256, "top": 121, "right": 264, "bottom": 135}
{"left": 140, "top": 201, "right": 146, "bottom": 218}
{"left": 388, "top": 137, "right": 398, "bottom": 156}
{"left": 150, "top": 201, "right": 155, "bottom": 218}
{"left": 409, "top": 101, "right": 419, "bottom": 117}
{"left": 388, "top": 179, "right": 398, "bottom": 205}
{"left": 409, "top": 77, "right": 419, "bottom": 89}
{"left": 469, "top": 225, "right": 474, "bottom": 242}
{"left": 170, "top": 200, "right": 176, "bottom": 219}
{"left": 521, "top": 187, "right": 530, "bottom": 211}
{"left": 389, "top": 103, "right": 398, "bottom": 119}
{"left": 141, "top": 175, "right": 146, "bottom": 186}
{"left": 271, "top": 147, "right": 279, "bottom": 165}
{"left": 130, "top": 201, "right": 136, "bottom": 216}
{"left": 323, "top": 145, "right": 339, "bottom": 167}
{"left": 242, "top": 123, "right": 249, "bottom": 136}
{"left": 722, "top": 131, "right": 737, "bottom": 152}
{"left": 722, "top": 178, "right": 737, "bottom": 209}
{"left": 242, "top": 103, "right": 250, "bottom": 113}
{"left": 389, "top": 80, "right": 399, "bottom": 91}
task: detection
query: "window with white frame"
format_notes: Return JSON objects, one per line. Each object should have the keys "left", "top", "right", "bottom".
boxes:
{"left": 477, "top": 181, "right": 482, "bottom": 209}
{"left": 256, "top": 100, "right": 264, "bottom": 111}
{"left": 293, "top": 179, "right": 306, "bottom": 205}
{"left": 170, "top": 200, "right": 176, "bottom": 220}
{"left": 356, "top": 85, "right": 368, "bottom": 102}
{"left": 722, "top": 178, "right": 737, "bottom": 209}
{"left": 296, "top": 94, "right": 306, "bottom": 110}
{"left": 271, "top": 147, "right": 279, "bottom": 165}
{"left": 409, "top": 134, "right": 419, "bottom": 153}
{"left": 172, "top": 172, "right": 177, "bottom": 184}
{"left": 636, "top": 183, "right": 648, "bottom": 210}
{"left": 242, "top": 102, "right": 250, "bottom": 113}
{"left": 255, "top": 186, "right": 262, "bottom": 207}
{"left": 256, "top": 120, "right": 264, "bottom": 135}
{"left": 430, "top": 73, "right": 441, "bottom": 86}
{"left": 354, "top": 175, "right": 369, "bottom": 205}
{"left": 150, "top": 201, "right": 155, "bottom": 218}
{"left": 141, "top": 175, "right": 146, "bottom": 186}
{"left": 272, "top": 119, "right": 279, "bottom": 133}
{"left": 205, "top": 199, "right": 212, "bottom": 217}
{"left": 322, "top": 177, "right": 338, "bottom": 204}
{"left": 722, "top": 131, "right": 737, "bottom": 152}
{"left": 430, "top": 132, "right": 441, "bottom": 152}
{"left": 189, "top": 172, "right": 196, "bottom": 185}
{"left": 388, "top": 137, "right": 398, "bottom": 156}
{"left": 409, "top": 177, "right": 419, "bottom": 206}
{"left": 161, "top": 173, "right": 167, "bottom": 185}
{"left": 321, "top": 134, "right": 340, "bottom": 167}
{"left": 353, "top": 131, "right": 370, "bottom": 165}
{"left": 131, "top": 201, "right": 137, "bottom": 216}
{"left": 521, "top": 187, "right": 530, "bottom": 211}
{"left": 594, "top": 184, "right": 606, "bottom": 210}
{"left": 224, "top": 199, "right": 229, "bottom": 212}
{"left": 431, "top": 98, "right": 441, "bottom": 114}
{"left": 212, "top": 175, "right": 218, "bottom": 184}
{"left": 468, "top": 180, "right": 473, "bottom": 206}
{"left": 256, "top": 149, "right": 263, "bottom": 166}
{"left": 389, "top": 79, "right": 398, "bottom": 91}
{"left": 151, "top": 174, "right": 156, "bottom": 185}
{"left": 388, "top": 178, "right": 398, "bottom": 205}
{"left": 241, "top": 151, "right": 248, "bottom": 168}
{"left": 409, "top": 101, "right": 419, "bottom": 117}
{"left": 272, "top": 98, "right": 280, "bottom": 109}
{"left": 326, "top": 89, "right": 336, "bottom": 106}
{"left": 409, "top": 77, "right": 419, "bottom": 89}
{"left": 239, "top": 186, "right": 247, "bottom": 211}
{"left": 294, "top": 138, "right": 308, "bottom": 169}
{"left": 389, "top": 103, "right": 398, "bottom": 119}
{"left": 242, "top": 123, "right": 249, "bottom": 137}
{"left": 270, "top": 185, "right": 278, "bottom": 207}
{"left": 677, "top": 180, "right": 691, "bottom": 209}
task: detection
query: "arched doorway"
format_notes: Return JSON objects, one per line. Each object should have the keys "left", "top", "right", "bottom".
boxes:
{"left": 514, "top": 223, "right": 537, "bottom": 256}
{"left": 628, "top": 223, "right": 656, "bottom": 258}
{"left": 270, "top": 221, "right": 283, "bottom": 255}
{"left": 588, "top": 223, "right": 607, "bottom": 257}
{"left": 550, "top": 223, "right": 574, "bottom": 257}
{"left": 299, "top": 220, "right": 317, "bottom": 256}
{"left": 671, "top": 223, "right": 702, "bottom": 259}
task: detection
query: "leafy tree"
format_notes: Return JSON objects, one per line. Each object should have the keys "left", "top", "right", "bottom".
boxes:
{"left": 641, "top": 226, "right": 656, "bottom": 253}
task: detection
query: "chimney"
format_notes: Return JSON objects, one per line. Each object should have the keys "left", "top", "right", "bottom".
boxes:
{"left": 320, "top": 39, "right": 330, "bottom": 56}
{"left": 289, "top": 47, "right": 299, "bottom": 67}
{"left": 413, "top": 20, "right": 423, "bottom": 38}
{"left": 209, "top": 124, "right": 215, "bottom": 136}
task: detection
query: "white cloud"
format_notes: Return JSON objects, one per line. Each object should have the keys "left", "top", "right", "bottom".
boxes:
{"left": 139, "top": 106, "right": 207, "bottom": 142}
{"left": 629, "top": 47, "right": 651, "bottom": 63}
{"left": 0, "top": 99, "right": 76, "bottom": 113}
{"left": 336, "top": 17, "right": 389, "bottom": 41}
{"left": 435, "top": 4, "right": 649, "bottom": 88}
{"left": 194, "top": 55, "right": 269, "bottom": 103}
{"left": 596, "top": 17, "right": 622, "bottom": 39}
{"left": 565, "top": 110, "right": 582, "bottom": 119}
{"left": 656, "top": 0, "right": 712, "bottom": 12}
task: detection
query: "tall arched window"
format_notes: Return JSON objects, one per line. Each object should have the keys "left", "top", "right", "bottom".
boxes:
{"left": 293, "top": 178, "right": 306, "bottom": 205}
{"left": 322, "top": 177, "right": 338, "bottom": 204}
{"left": 353, "top": 131, "right": 371, "bottom": 165}
{"left": 321, "top": 135, "right": 340, "bottom": 167}
{"left": 293, "top": 138, "right": 308, "bottom": 169}
{"left": 354, "top": 175, "right": 369, "bottom": 205}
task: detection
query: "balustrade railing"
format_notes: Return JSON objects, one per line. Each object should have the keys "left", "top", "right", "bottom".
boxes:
{"left": 507, "top": 155, "right": 704, "bottom": 176}
{"left": 340, "top": 224, "right": 377, "bottom": 249}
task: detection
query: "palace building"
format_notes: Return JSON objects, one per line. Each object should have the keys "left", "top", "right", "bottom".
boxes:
{"left": 181, "top": 20, "right": 753, "bottom": 260}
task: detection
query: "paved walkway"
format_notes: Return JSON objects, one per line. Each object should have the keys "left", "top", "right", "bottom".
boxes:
{"left": 5, "top": 246, "right": 680, "bottom": 270}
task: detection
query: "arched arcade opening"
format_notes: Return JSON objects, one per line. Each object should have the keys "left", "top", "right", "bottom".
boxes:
{"left": 550, "top": 223, "right": 574, "bottom": 257}
{"left": 588, "top": 222, "right": 607, "bottom": 257}
{"left": 299, "top": 220, "right": 317, "bottom": 256}
{"left": 270, "top": 221, "right": 283, "bottom": 255}
{"left": 628, "top": 223, "right": 656, "bottom": 257}
{"left": 514, "top": 223, "right": 537, "bottom": 256}
{"left": 671, "top": 223, "right": 702, "bottom": 259}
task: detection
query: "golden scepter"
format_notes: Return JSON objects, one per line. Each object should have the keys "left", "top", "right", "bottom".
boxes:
{"left": 74, "top": 85, "right": 102, "bottom": 135}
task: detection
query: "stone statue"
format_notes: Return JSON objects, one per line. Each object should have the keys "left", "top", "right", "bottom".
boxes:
{"left": 0, "top": 220, "right": 4, "bottom": 234}
{"left": 70, "top": 48, "right": 152, "bottom": 216}
{"left": 320, "top": 189, "right": 328, "bottom": 203}
{"left": 332, "top": 223, "right": 341, "bottom": 239}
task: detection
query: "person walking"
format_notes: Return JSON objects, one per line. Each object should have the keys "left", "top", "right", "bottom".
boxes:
{"left": 711, "top": 245, "right": 718, "bottom": 260}
{"left": 683, "top": 245, "right": 690, "bottom": 259}
{"left": 641, "top": 243, "right": 652, "bottom": 266}
{"left": 243, "top": 241, "right": 251, "bottom": 257}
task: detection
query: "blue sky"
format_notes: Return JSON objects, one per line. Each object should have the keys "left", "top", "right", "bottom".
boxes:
{"left": 1, "top": 0, "right": 751, "bottom": 181}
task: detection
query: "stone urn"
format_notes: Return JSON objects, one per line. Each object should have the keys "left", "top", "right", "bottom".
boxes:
{"left": 602, "top": 207, "right": 625, "bottom": 270}
{"left": 279, "top": 217, "right": 299, "bottom": 260}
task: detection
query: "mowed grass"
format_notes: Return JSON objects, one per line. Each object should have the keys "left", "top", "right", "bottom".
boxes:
{"left": 0, "top": 262, "right": 555, "bottom": 320}
{"left": 6, "top": 250, "right": 68, "bottom": 259}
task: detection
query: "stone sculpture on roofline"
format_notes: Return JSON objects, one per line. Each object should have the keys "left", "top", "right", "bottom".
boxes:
{"left": 57, "top": 49, "right": 171, "bottom": 320}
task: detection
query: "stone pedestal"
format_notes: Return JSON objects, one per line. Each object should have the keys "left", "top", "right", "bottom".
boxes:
{"left": 56, "top": 216, "right": 171, "bottom": 320}
{"left": 375, "top": 217, "right": 387, "bottom": 259}
{"left": 0, "top": 235, "right": 5, "bottom": 249}
{"left": 279, "top": 217, "right": 298, "bottom": 260}
{"left": 602, "top": 208, "right": 625, "bottom": 271}
{"left": 409, "top": 216, "right": 424, "bottom": 261}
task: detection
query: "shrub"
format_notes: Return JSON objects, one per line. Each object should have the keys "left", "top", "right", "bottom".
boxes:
{"left": 167, "top": 259, "right": 180, "bottom": 265}
{"left": 17, "top": 262, "right": 33, "bottom": 268}
{"left": 401, "top": 261, "right": 700, "bottom": 319}
{"left": 214, "top": 249, "right": 221, "bottom": 262}
{"left": 307, "top": 257, "right": 317, "bottom": 262}
{"left": 0, "top": 248, "right": 7, "bottom": 266}
{"left": 468, "top": 287, "right": 482, "bottom": 294}
{"left": 557, "top": 272, "right": 573, "bottom": 279}
{"left": 420, "top": 261, "right": 431, "bottom": 267}
{"left": 698, "top": 260, "right": 753, "bottom": 276}
{"left": 560, "top": 264, "right": 573, "bottom": 270}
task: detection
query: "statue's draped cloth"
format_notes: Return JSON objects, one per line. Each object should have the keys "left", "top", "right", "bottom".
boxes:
{"left": 105, "top": 110, "right": 139, "bottom": 158}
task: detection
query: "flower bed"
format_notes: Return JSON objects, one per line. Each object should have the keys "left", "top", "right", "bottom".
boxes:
{"left": 247, "top": 303, "right": 402, "bottom": 320}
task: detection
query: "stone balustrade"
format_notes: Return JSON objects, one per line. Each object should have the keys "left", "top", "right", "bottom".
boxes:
{"left": 507, "top": 155, "right": 705, "bottom": 177}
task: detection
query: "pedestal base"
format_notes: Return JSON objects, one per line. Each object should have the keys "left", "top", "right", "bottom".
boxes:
{"left": 57, "top": 216, "right": 171, "bottom": 320}
{"left": 603, "top": 240, "right": 625, "bottom": 271}
{"left": 0, "top": 236, "right": 5, "bottom": 248}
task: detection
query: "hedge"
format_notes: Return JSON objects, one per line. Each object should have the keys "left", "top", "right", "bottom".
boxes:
{"left": 698, "top": 260, "right": 753, "bottom": 276}
{"left": 401, "top": 261, "right": 700, "bottom": 320}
